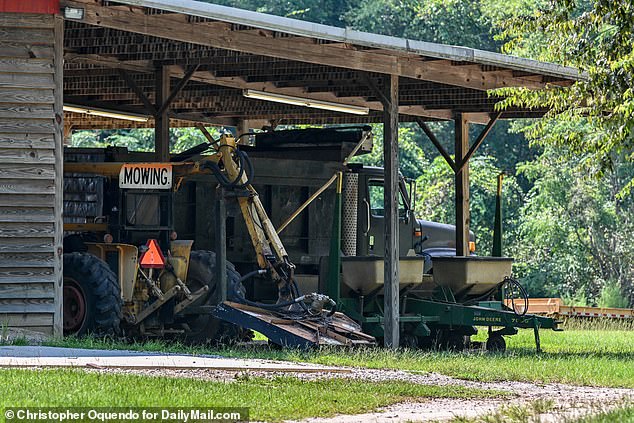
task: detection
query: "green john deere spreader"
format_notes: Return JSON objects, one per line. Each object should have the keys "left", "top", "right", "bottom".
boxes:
{"left": 329, "top": 255, "right": 560, "bottom": 352}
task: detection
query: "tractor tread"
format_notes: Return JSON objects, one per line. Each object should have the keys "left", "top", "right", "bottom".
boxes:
{"left": 63, "top": 252, "right": 122, "bottom": 336}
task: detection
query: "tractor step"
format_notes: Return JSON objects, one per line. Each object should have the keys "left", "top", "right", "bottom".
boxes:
{"left": 214, "top": 301, "right": 376, "bottom": 348}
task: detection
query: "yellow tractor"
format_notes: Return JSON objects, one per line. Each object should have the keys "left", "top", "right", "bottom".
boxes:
{"left": 62, "top": 134, "right": 368, "bottom": 346}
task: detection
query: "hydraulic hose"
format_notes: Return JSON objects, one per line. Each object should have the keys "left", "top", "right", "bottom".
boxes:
{"left": 233, "top": 269, "right": 337, "bottom": 316}
{"left": 201, "top": 148, "right": 254, "bottom": 189}
{"left": 502, "top": 276, "right": 529, "bottom": 316}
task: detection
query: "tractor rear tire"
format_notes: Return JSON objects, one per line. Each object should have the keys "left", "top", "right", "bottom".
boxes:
{"left": 63, "top": 252, "right": 122, "bottom": 336}
{"left": 181, "top": 250, "right": 247, "bottom": 344}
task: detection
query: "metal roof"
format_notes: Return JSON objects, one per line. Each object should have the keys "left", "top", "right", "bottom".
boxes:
{"left": 118, "top": 0, "right": 582, "bottom": 81}
{"left": 60, "top": 0, "right": 582, "bottom": 130}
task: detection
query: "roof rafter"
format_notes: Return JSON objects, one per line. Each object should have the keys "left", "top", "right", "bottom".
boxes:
{"left": 64, "top": 52, "right": 460, "bottom": 121}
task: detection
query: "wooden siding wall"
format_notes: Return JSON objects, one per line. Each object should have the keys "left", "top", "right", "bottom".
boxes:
{"left": 0, "top": 13, "right": 63, "bottom": 336}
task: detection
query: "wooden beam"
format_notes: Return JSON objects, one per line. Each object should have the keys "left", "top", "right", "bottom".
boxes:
{"left": 415, "top": 118, "right": 456, "bottom": 172}
{"left": 65, "top": 53, "right": 153, "bottom": 73}
{"left": 62, "top": 0, "right": 549, "bottom": 91}
{"left": 169, "top": 112, "right": 237, "bottom": 127}
{"left": 462, "top": 112, "right": 492, "bottom": 125}
{"left": 117, "top": 68, "right": 157, "bottom": 115}
{"left": 155, "top": 66, "right": 170, "bottom": 162}
{"left": 360, "top": 73, "right": 390, "bottom": 106}
{"left": 456, "top": 111, "right": 501, "bottom": 172}
{"left": 156, "top": 64, "right": 199, "bottom": 116}
{"left": 196, "top": 123, "right": 217, "bottom": 148}
{"left": 67, "top": 54, "right": 453, "bottom": 120}
{"left": 454, "top": 113, "right": 470, "bottom": 257}
{"left": 181, "top": 67, "right": 452, "bottom": 120}
{"left": 382, "top": 74, "right": 400, "bottom": 349}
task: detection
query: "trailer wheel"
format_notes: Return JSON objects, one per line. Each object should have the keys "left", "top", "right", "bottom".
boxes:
{"left": 486, "top": 334, "right": 506, "bottom": 352}
{"left": 181, "top": 250, "right": 247, "bottom": 344}
{"left": 63, "top": 252, "right": 122, "bottom": 336}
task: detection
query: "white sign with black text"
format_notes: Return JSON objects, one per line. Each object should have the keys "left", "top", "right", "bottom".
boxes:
{"left": 119, "top": 163, "right": 173, "bottom": 189}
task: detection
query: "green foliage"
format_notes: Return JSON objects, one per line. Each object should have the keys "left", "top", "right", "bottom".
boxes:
{"left": 206, "top": 0, "right": 352, "bottom": 26}
{"left": 511, "top": 145, "right": 634, "bottom": 304}
{"left": 597, "top": 280, "right": 629, "bottom": 309}
{"left": 415, "top": 154, "right": 523, "bottom": 255}
{"left": 70, "top": 127, "right": 222, "bottom": 153}
{"left": 561, "top": 290, "right": 589, "bottom": 308}
{"left": 344, "top": 0, "right": 499, "bottom": 50}
{"left": 349, "top": 123, "right": 428, "bottom": 180}
{"left": 495, "top": 1, "right": 634, "bottom": 186}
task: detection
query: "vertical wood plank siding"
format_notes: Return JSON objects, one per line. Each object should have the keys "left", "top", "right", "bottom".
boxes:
{"left": 0, "top": 13, "right": 62, "bottom": 336}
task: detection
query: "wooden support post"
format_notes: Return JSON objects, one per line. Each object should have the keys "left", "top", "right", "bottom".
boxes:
{"left": 53, "top": 16, "right": 64, "bottom": 337}
{"left": 454, "top": 113, "right": 470, "bottom": 256}
{"left": 156, "top": 65, "right": 199, "bottom": 116}
{"left": 155, "top": 66, "right": 170, "bottom": 162}
{"left": 455, "top": 112, "right": 501, "bottom": 172}
{"left": 215, "top": 187, "right": 227, "bottom": 303}
{"left": 237, "top": 119, "right": 250, "bottom": 137}
{"left": 383, "top": 74, "right": 400, "bottom": 348}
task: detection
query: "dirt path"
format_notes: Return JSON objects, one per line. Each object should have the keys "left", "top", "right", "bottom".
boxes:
{"left": 86, "top": 366, "right": 633, "bottom": 422}
{"left": 293, "top": 370, "right": 633, "bottom": 422}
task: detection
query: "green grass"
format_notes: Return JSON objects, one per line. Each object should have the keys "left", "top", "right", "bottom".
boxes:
{"left": 40, "top": 321, "right": 634, "bottom": 388}
{"left": 450, "top": 399, "right": 556, "bottom": 423}
{"left": 0, "top": 369, "right": 501, "bottom": 422}
{"left": 573, "top": 406, "right": 634, "bottom": 422}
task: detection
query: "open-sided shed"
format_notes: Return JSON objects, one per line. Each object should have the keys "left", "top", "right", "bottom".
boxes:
{"left": 0, "top": 0, "right": 580, "bottom": 344}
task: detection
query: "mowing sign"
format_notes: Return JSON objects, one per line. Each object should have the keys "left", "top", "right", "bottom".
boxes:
{"left": 119, "top": 163, "right": 173, "bottom": 189}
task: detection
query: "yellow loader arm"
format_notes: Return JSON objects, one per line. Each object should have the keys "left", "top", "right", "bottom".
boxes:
{"left": 194, "top": 135, "right": 296, "bottom": 300}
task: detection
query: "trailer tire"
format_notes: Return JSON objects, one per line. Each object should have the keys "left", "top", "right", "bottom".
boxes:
{"left": 486, "top": 334, "right": 506, "bottom": 352}
{"left": 181, "top": 250, "right": 248, "bottom": 344}
{"left": 63, "top": 252, "right": 122, "bottom": 337}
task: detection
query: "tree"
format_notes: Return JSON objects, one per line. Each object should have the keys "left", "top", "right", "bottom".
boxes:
{"left": 495, "top": 1, "right": 634, "bottom": 186}
{"left": 206, "top": 0, "right": 351, "bottom": 26}
{"left": 488, "top": 1, "right": 634, "bottom": 305}
{"left": 415, "top": 154, "right": 524, "bottom": 256}
{"left": 513, "top": 145, "right": 634, "bottom": 305}
{"left": 344, "top": 0, "right": 499, "bottom": 51}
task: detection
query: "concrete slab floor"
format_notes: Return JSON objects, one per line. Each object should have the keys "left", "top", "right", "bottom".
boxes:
{"left": 0, "top": 346, "right": 346, "bottom": 373}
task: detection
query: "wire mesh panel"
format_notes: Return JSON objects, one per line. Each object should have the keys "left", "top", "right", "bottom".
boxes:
{"left": 342, "top": 173, "right": 358, "bottom": 256}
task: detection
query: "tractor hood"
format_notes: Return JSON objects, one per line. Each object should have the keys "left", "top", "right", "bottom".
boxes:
{"left": 417, "top": 219, "right": 476, "bottom": 254}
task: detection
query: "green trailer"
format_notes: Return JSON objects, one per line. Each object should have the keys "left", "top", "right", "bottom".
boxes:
{"left": 331, "top": 256, "right": 559, "bottom": 352}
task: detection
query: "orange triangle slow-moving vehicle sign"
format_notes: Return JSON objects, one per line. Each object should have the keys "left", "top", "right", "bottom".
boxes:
{"left": 139, "top": 239, "right": 165, "bottom": 268}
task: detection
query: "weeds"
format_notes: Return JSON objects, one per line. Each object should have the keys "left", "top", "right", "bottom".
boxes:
{"left": 0, "top": 321, "right": 8, "bottom": 345}
{"left": 450, "top": 399, "right": 554, "bottom": 423}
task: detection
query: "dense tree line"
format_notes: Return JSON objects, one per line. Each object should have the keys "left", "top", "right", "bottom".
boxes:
{"left": 71, "top": 0, "right": 634, "bottom": 306}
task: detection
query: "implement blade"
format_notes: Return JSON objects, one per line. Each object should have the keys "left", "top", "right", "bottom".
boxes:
{"left": 213, "top": 301, "right": 376, "bottom": 348}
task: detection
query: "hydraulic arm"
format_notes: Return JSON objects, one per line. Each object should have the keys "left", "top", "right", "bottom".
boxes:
{"left": 190, "top": 135, "right": 299, "bottom": 303}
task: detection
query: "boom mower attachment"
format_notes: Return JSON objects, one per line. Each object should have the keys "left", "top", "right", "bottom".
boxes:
{"left": 179, "top": 134, "right": 376, "bottom": 347}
